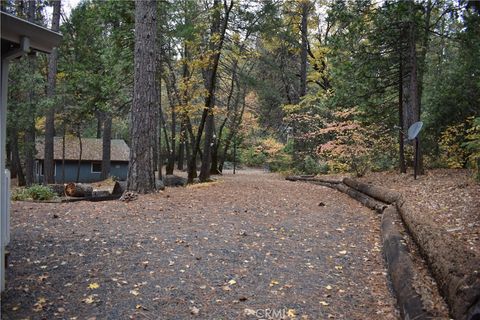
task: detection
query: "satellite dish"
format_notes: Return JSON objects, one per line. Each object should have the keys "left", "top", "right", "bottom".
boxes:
{"left": 407, "top": 121, "right": 423, "bottom": 140}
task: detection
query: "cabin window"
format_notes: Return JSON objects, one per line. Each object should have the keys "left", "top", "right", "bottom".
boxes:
{"left": 91, "top": 162, "right": 102, "bottom": 173}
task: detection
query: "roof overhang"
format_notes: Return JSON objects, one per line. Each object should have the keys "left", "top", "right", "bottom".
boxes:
{"left": 1, "top": 11, "right": 62, "bottom": 58}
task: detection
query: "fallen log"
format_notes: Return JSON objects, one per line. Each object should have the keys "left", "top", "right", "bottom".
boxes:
{"left": 397, "top": 200, "right": 480, "bottom": 320}
{"left": 91, "top": 179, "right": 122, "bottom": 195}
{"left": 156, "top": 180, "right": 165, "bottom": 190}
{"left": 381, "top": 206, "right": 431, "bottom": 320}
{"left": 61, "top": 194, "right": 121, "bottom": 203}
{"left": 285, "top": 176, "right": 386, "bottom": 213}
{"left": 333, "top": 183, "right": 387, "bottom": 213}
{"left": 164, "top": 175, "right": 187, "bottom": 187}
{"left": 343, "top": 178, "right": 401, "bottom": 204}
{"left": 64, "top": 183, "right": 93, "bottom": 197}
{"left": 285, "top": 175, "right": 342, "bottom": 184}
{"left": 48, "top": 184, "right": 65, "bottom": 197}
{"left": 118, "top": 181, "right": 127, "bottom": 193}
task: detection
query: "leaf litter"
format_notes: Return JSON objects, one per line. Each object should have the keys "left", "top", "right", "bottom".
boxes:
{"left": 2, "top": 170, "right": 400, "bottom": 319}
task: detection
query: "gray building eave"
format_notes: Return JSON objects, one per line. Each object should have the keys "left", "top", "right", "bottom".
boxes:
{"left": 1, "top": 11, "right": 62, "bottom": 55}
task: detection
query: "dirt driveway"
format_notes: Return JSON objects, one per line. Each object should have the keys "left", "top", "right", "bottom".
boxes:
{"left": 2, "top": 171, "right": 398, "bottom": 319}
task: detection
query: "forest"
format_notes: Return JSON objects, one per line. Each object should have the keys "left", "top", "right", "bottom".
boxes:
{"left": 2, "top": 1, "right": 480, "bottom": 319}
{"left": 2, "top": 0, "right": 480, "bottom": 192}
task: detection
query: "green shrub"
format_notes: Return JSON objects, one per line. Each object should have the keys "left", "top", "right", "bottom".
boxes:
{"left": 301, "top": 155, "right": 322, "bottom": 175}
{"left": 28, "top": 185, "right": 56, "bottom": 200}
{"left": 11, "top": 188, "right": 29, "bottom": 201}
{"left": 463, "top": 117, "right": 480, "bottom": 181}
{"left": 11, "top": 185, "right": 56, "bottom": 201}
{"left": 268, "top": 152, "right": 292, "bottom": 173}
{"left": 240, "top": 137, "right": 292, "bottom": 172}
{"left": 240, "top": 146, "right": 267, "bottom": 167}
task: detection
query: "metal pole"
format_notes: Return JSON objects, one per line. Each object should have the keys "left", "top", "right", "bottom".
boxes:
{"left": 414, "top": 137, "right": 419, "bottom": 180}
{"left": 233, "top": 138, "right": 236, "bottom": 175}
{"left": 1, "top": 59, "right": 10, "bottom": 292}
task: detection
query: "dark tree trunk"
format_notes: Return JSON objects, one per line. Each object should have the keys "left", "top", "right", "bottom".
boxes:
{"left": 198, "top": 0, "right": 233, "bottom": 182}
{"left": 219, "top": 88, "right": 247, "bottom": 172}
{"left": 199, "top": 113, "right": 215, "bottom": 181}
{"left": 76, "top": 131, "right": 82, "bottom": 183}
{"left": 127, "top": 0, "right": 157, "bottom": 193}
{"left": 177, "top": 122, "right": 185, "bottom": 171}
{"left": 415, "top": 0, "right": 432, "bottom": 175}
{"left": 24, "top": 125, "right": 35, "bottom": 186}
{"left": 210, "top": 138, "right": 220, "bottom": 174}
{"left": 217, "top": 59, "right": 241, "bottom": 172}
{"left": 157, "top": 78, "right": 163, "bottom": 180}
{"left": 299, "top": 1, "right": 309, "bottom": 97}
{"left": 398, "top": 51, "right": 406, "bottom": 173}
{"left": 185, "top": 131, "right": 191, "bottom": 172}
{"left": 166, "top": 102, "right": 176, "bottom": 174}
{"left": 101, "top": 113, "right": 112, "bottom": 180}
{"left": 24, "top": 0, "right": 36, "bottom": 186}
{"left": 211, "top": 56, "right": 239, "bottom": 174}
{"left": 9, "top": 127, "right": 25, "bottom": 186}
{"left": 61, "top": 125, "right": 66, "bottom": 183}
{"left": 400, "top": 0, "right": 424, "bottom": 174}
{"left": 292, "top": 1, "right": 310, "bottom": 167}
{"left": 408, "top": 13, "right": 422, "bottom": 174}
{"left": 44, "top": 0, "right": 61, "bottom": 184}
{"left": 96, "top": 111, "right": 103, "bottom": 139}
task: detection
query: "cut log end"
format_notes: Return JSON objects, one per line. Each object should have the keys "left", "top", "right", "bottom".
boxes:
{"left": 64, "top": 183, "right": 93, "bottom": 197}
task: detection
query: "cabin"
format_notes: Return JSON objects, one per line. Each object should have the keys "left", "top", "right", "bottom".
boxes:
{"left": 1, "top": 11, "right": 62, "bottom": 291}
{"left": 35, "top": 137, "right": 130, "bottom": 183}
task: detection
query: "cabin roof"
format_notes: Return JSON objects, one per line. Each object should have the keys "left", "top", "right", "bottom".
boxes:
{"left": 1, "top": 11, "right": 62, "bottom": 56}
{"left": 36, "top": 137, "right": 130, "bottom": 162}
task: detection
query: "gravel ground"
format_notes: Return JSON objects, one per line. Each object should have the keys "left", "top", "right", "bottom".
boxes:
{"left": 2, "top": 170, "right": 399, "bottom": 319}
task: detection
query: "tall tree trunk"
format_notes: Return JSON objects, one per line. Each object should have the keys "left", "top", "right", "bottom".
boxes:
{"left": 76, "top": 130, "right": 82, "bottom": 183}
{"left": 402, "top": 2, "right": 422, "bottom": 172}
{"left": 185, "top": 132, "right": 192, "bottom": 172}
{"left": 299, "top": 1, "right": 309, "bottom": 97}
{"left": 210, "top": 137, "right": 220, "bottom": 174}
{"left": 96, "top": 111, "right": 103, "bottom": 139}
{"left": 157, "top": 74, "right": 163, "bottom": 180}
{"left": 157, "top": 108, "right": 163, "bottom": 180}
{"left": 44, "top": 0, "right": 61, "bottom": 184}
{"left": 166, "top": 101, "right": 176, "bottom": 174}
{"left": 9, "top": 126, "right": 26, "bottom": 186}
{"left": 398, "top": 50, "right": 406, "bottom": 173}
{"left": 61, "top": 124, "right": 65, "bottom": 183}
{"left": 24, "top": 0, "right": 36, "bottom": 186}
{"left": 292, "top": 1, "right": 310, "bottom": 168}
{"left": 198, "top": 0, "right": 233, "bottom": 182}
{"left": 211, "top": 57, "right": 239, "bottom": 174}
{"left": 177, "top": 122, "right": 185, "bottom": 171}
{"left": 199, "top": 113, "right": 215, "bottom": 181}
{"left": 101, "top": 113, "right": 112, "bottom": 180}
{"left": 415, "top": 0, "right": 432, "bottom": 175}
{"left": 219, "top": 88, "right": 247, "bottom": 172}
{"left": 127, "top": 0, "right": 157, "bottom": 193}
{"left": 407, "top": 6, "right": 422, "bottom": 173}
{"left": 24, "top": 127, "right": 35, "bottom": 185}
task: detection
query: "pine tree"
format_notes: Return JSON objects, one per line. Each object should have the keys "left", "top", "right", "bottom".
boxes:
{"left": 127, "top": 0, "right": 157, "bottom": 193}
